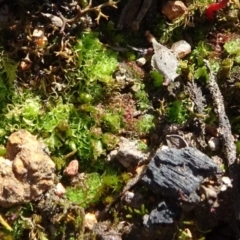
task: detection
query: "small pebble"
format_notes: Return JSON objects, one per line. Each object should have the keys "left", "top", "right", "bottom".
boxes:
{"left": 162, "top": 1, "right": 188, "bottom": 21}
{"left": 54, "top": 183, "right": 66, "bottom": 197}
{"left": 221, "top": 176, "right": 232, "bottom": 189}
{"left": 63, "top": 159, "right": 79, "bottom": 177}
{"left": 208, "top": 137, "right": 220, "bottom": 151}
{"left": 136, "top": 57, "right": 146, "bottom": 67}
{"left": 171, "top": 40, "right": 191, "bottom": 59}
{"left": 84, "top": 213, "right": 97, "bottom": 230}
{"left": 32, "top": 28, "right": 44, "bottom": 38}
{"left": 123, "top": 191, "right": 134, "bottom": 203}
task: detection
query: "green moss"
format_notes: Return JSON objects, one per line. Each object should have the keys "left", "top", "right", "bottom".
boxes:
{"left": 1, "top": 54, "right": 18, "bottom": 83}
{"left": 188, "top": 41, "right": 215, "bottom": 81}
{"left": 75, "top": 32, "right": 118, "bottom": 84}
{"left": 236, "top": 141, "right": 240, "bottom": 155}
{"left": 101, "top": 112, "right": 124, "bottom": 133}
{"left": 0, "top": 145, "right": 6, "bottom": 156}
{"left": 0, "top": 231, "right": 13, "bottom": 240}
{"left": 102, "top": 174, "right": 121, "bottom": 191}
{"left": 194, "top": 66, "right": 209, "bottom": 81}
{"left": 166, "top": 100, "right": 189, "bottom": 124}
{"left": 136, "top": 140, "right": 148, "bottom": 152}
{"left": 134, "top": 85, "right": 151, "bottom": 111}
{"left": 124, "top": 51, "right": 137, "bottom": 61}
{"left": 91, "top": 138, "right": 104, "bottom": 160}
{"left": 224, "top": 39, "right": 240, "bottom": 56}
{"left": 66, "top": 173, "right": 102, "bottom": 208}
{"left": 66, "top": 171, "right": 122, "bottom": 208}
{"left": 0, "top": 74, "right": 12, "bottom": 108}
{"left": 220, "top": 58, "right": 234, "bottom": 78}
{"left": 2, "top": 92, "right": 42, "bottom": 132}
{"left": 103, "top": 195, "right": 114, "bottom": 205}
{"left": 134, "top": 114, "right": 155, "bottom": 134}
{"left": 0, "top": 91, "right": 94, "bottom": 164}
{"left": 101, "top": 133, "right": 119, "bottom": 150}
{"left": 40, "top": 100, "right": 73, "bottom": 132}
{"left": 51, "top": 156, "right": 66, "bottom": 171}
{"left": 150, "top": 70, "right": 163, "bottom": 88}
{"left": 121, "top": 172, "right": 132, "bottom": 183}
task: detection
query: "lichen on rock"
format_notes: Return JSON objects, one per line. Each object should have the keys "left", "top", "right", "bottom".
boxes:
{"left": 0, "top": 129, "right": 55, "bottom": 207}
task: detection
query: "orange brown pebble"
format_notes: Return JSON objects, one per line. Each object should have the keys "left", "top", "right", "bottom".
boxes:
{"left": 63, "top": 159, "right": 79, "bottom": 177}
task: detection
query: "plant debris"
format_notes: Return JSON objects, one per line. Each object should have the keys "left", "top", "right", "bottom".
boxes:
{"left": 146, "top": 31, "right": 179, "bottom": 84}
{"left": 205, "top": 60, "right": 240, "bottom": 221}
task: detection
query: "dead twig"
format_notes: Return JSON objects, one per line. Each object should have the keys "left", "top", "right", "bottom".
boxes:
{"left": 53, "top": 0, "right": 119, "bottom": 33}
{"left": 186, "top": 81, "right": 207, "bottom": 149}
{"left": 204, "top": 60, "right": 240, "bottom": 223}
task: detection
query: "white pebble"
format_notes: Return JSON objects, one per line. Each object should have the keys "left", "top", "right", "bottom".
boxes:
{"left": 136, "top": 57, "right": 146, "bottom": 66}
{"left": 54, "top": 183, "right": 66, "bottom": 197}
{"left": 171, "top": 40, "right": 191, "bottom": 59}
{"left": 208, "top": 137, "right": 220, "bottom": 151}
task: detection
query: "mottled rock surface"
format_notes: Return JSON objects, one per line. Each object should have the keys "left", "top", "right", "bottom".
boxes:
{"left": 0, "top": 129, "right": 55, "bottom": 207}
{"left": 107, "top": 137, "right": 149, "bottom": 168}
{"left": 92, "top": 221, "right": 132, "bottom": 240}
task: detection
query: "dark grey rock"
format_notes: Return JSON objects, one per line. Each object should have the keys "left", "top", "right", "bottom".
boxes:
{"left": 142, "top": 147, "right": 221, "bottom": 203}
{"left": 143, "top": 201, "right": 182, "bottom": 227}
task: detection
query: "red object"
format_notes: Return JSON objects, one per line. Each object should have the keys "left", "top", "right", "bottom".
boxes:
{"left": 206, "top": 0, "right": 229, "bottom": 20}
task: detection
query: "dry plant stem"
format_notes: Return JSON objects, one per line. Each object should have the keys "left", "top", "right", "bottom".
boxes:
{"left": 131, "top": 0, "right": 152, "bottom": 29}
{"left": 0, "top": 214, "right": 13, "bottom": 231}
{"left": 186, "top": 81, "right": 207, "bottom": 148}
{"left": 204, "top": 60, "right": 236, "bottom": 165}
{"left": 63, "top": 149, "right": 78, "bottom": 160}
{"left": 57, "top": 0, "right": 119, "bottom": 33}
{"left": 204, "top": 60, "right": 240, "bottom": 222}
{"left": 74, "top": 206, "right": 85, "bottom": 240}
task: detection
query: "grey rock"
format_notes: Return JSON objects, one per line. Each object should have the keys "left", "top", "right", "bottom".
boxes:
{"left": 142, "top": 147, "right": 221, "bottom": 203}
{"left": 107, "top": 137, "right": 149, "bottom": 168}
{"left": 143, "top": 201, "right": 182, "bottom": 227}
{"left": 151, "top": 38, "right": 179, "bottom": 82}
